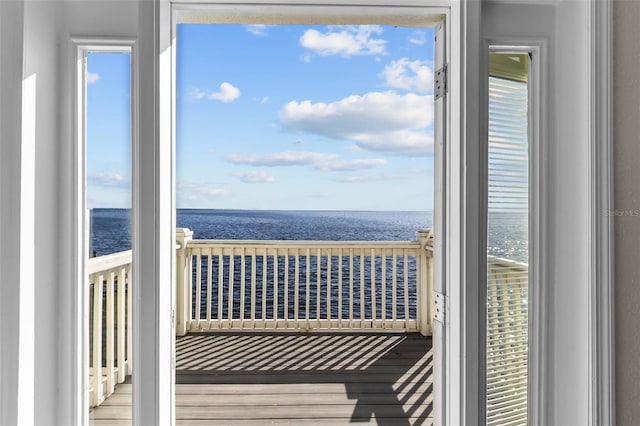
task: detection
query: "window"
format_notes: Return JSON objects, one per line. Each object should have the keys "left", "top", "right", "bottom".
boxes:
{"left": 74, "top": 40, "right": 136, "bottom": 426}
{"left": 485, "top": 51, "right": 531, "bottom": 425}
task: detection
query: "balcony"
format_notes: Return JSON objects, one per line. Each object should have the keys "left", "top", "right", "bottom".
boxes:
{"left": 87, "top": 228, "right": 527, "bottom": 424}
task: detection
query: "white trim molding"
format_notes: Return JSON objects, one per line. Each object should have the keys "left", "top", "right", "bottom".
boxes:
{"left": 135, "top": 0, "right": 175, "bottom": 424}
{"left": 451, "top": 0, "right": 482, "bottom": 424}
{"left": 0, "top": 1, "right": 31, "bottom": 425}
{"left": 590, "top": 0, "right": 615, "bottom": 424}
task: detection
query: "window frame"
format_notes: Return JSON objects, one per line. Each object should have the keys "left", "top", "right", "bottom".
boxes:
{"left": 71, "top": 37, "right": 138, "bottom": 426}
{"left": 483, "top": 41, "right": 546, "bottom": 425}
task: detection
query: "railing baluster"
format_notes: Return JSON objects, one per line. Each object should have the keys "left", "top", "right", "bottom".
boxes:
{"left": 360, "top": 251, "right": 365, "bottom": 327}
{"left": 251, "top": 249, "right": 257, "bottom": 327}
{"left": 273, "top": 250, "right": 279, "bottom": 326}
{"left": 338, "top": 248, "right": 343, "bottom": 327}
{"left": 117, "top": 267, "right": 126, "bottom": 383}
{"left": 381, "top": 249, "right": 387, "bottom": 328}
{"left": 126, "top": 264, "right": 132, "bottom": 375}
{"left": 371, "top": 248, "right": 376, "bottom": 327}
{"left": 284, "top": 249, "right": 289, "bottom": 327}
{"left": 404, "top": 249, "right": 409, "bottom": 322}
{"left": 195, "top": 248, "right": 202, "bottom": 329}
{"left": 306, "top": 248, "right": 310, "bottom": 324}
{"left": 262, "top": 252, "right": 267, "bottom": 329}
{"left": 106, "top": 270, "right": 115, "bottom": 395}
{"left": 392, "top": 249, "right": 398, "bottom": 326}
{"left": 349, "top": 249, "right": 354, "bottom": 326}
{"left": 92, "top": 273, "right": 104, "bottom": 406}
{"left": 228, "top": 248, "right": 234, "bottom": 328}
{"left": 186, "top": 250, "right": 193, "bottom": 328}
{"left": 327, "top": 250, "right": 331, "bottom": 323}
{"left": 294, "top": 251, "right": 300, "bottom": 325}
{"left": 240, "top": 247, "right": 246, "bottom": 324}
{"left": 217, "top": 252, "right": 223, "bottom": 325}
{"left": 206, "top": 249, "right": 212, "bottom": 328}
{"left": 316, "top": 250, "right": 321, "bottom": 327}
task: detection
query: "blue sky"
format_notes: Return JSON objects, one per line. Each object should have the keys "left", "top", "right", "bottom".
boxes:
{"left": 87, "top": 24, "right": 435, "bottom": 211}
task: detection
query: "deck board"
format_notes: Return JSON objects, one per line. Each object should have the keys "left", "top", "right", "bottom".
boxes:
{"left": 90, "top": 332, "right": 433, "bottom": 425}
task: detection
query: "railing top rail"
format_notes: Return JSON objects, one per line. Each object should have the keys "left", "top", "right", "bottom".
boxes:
{"left": 87, "top": 249, "right": 132, "bottom": 275}
{"left": 487, "top": 254, "right": 528, "bottom": 270}
{"left": 186, "top": 239, "right": 422, "bottom": 250}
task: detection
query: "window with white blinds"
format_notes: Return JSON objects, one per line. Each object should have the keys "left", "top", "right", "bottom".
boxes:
{"left": 486, "top": 52, "right": 530, "bottom": 426}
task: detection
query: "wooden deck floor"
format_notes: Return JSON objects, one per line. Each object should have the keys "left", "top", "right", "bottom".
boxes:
{"left": 90, "top": 332, "right": 433, "bottom": 425}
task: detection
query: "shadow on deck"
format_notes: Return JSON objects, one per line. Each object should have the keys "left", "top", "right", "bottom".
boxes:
{"left": 91, "top": 332, "right": 433, "bottom": 425}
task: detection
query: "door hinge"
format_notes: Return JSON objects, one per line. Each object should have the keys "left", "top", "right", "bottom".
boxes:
{"left": 435, "top": 64, "right": 448, "bottom": 100}
{"left": 433, "top": 291, "right": 446, "bottom": 324}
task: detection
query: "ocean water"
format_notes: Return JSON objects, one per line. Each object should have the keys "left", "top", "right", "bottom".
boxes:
{"left": 90, "top": 208, "right": 526, "bottom": 320}
{"left": 90, "top": 209, "right": 433, "bottom": 255}
{"left": 90, "top": 208, "right": 527, "bottom": 262}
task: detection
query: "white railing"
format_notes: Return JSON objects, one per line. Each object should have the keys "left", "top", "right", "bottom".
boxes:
{"left": 87, "top": 230, "right": 529, "bottom": 414}
{"left": 486, "top": 255, "right": 529, "bottom": 425}
{"left": 87, "top": 250, "right": 132, "bottom": 408}
{"left": 176, "top": 229, "right": 434, "bottom": 335}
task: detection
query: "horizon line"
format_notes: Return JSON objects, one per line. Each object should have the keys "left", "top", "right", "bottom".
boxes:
{"left": 90, "top": 207, "right": 433, "bottom": 213}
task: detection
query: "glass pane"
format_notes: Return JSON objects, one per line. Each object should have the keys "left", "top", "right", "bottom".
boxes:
{"left": 86, "top": 51, "right": 133, "bottom": 425}
{"left": 486, "top": 52, "right": 529, "bottom": 426}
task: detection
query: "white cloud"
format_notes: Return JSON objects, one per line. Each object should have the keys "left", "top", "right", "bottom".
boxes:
{"left": 201, "top": 188, "right": 229, "bottom": 196}
{"left": 408, "top": 30, "right": 428, "bottom": 46}
{"left": 299, "top": 26, "right": 387, "bottom": 58}
{"left": 88, "top": 172, "right": 127, "bottom": 187}
{"left": 209, "top": 82, "right": 240, "bottom": 102}
{"left": 232, "top": 170, "right": 275, "bottom": 183}
{"left": 190, "top": 87, "right": 206, "bottom": 100}
{"left": 177, "top": 180, "right": 229, "bottom": 204}
{"left": 334, "top": 168, "right": 430, "bottom": 183}
{"left": 334, "top": 175, "right": 390, "bottom": 183}
{"left": 86, "top": 72, "right": 100, "bottom": 84}
{"left": 190, "top": 82, "right": 241, "bottom": 103}
{"left": 382, "top": 58, "right": 434, "bottom": 93}
{"left": 349, "top": 130, "right": 434, "bottom": 156}
{"left": 226, "top": 151, "right": 390, "bottom": 172}
{"left": 278, "top": 91, "right": 433, "bottom": 156}
{"left": 319, "top": 158, "right": 387, "bottom": 172}
{"left": 279, "top": 91, "right": 432, "bottom": 134}
{"left": 226, "top": 151, "right": 338, "bottom": 167}
{"left": 246, "top": 24, "right": 272, "bottom": 37}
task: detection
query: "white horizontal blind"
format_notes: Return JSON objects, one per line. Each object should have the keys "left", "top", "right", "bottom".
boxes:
{"left": 486, "top": 55, "right": 530, "bottom": 426}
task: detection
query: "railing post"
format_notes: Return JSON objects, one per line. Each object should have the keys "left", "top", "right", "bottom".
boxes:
{"left": 416, "top": 229, "right": 433, "bottom": 336}
{"left": 176, "top": 228, "right": 193, "bottom": 336}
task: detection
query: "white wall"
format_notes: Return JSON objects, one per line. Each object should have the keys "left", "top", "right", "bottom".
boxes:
{"left": 0, "top": 1, "right": 28, "bottom": 424}
{"left": 483, "top": 1, "right": 592, "bottom": 424}
{"left": 613, "top": 1, "right": 640, "bottom": 424}
{"left": 22, "top": 2, "right": 64, "bottom": 423}
{"left": 552, "top": 2, "right": 591, "bottom": 424}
